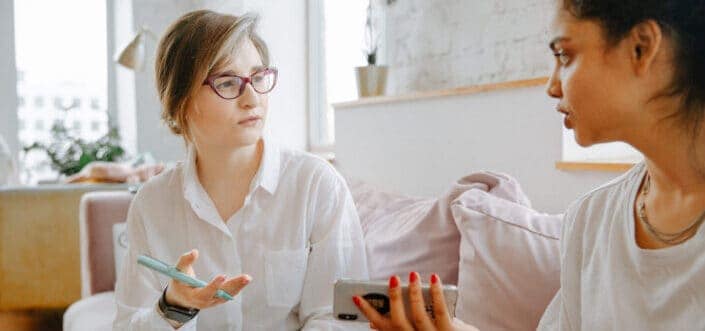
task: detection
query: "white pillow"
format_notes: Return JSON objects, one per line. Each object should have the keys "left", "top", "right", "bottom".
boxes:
{"left": 112, "top": 222, "right": 129, "bottom": 278}
{"left": 452, "top": 189, "right": 562, "bottom": 331}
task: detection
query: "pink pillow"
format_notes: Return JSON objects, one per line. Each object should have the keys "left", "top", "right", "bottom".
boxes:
{"left": 347, "top": 173, "right": 523, "bottom": 285}
{"left": 451, "top": 176, "right": 562, "bottom": 331}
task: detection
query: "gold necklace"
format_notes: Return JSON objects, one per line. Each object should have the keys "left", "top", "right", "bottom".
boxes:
{"left": 637, "top": 172, "right": 705, "bottom": 245}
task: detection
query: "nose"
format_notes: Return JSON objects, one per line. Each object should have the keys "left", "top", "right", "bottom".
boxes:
{"left": 546, "top": 66, "right": 562, "bottom": 99}
{"left": 237, "top": 82, "right": 259, "bottom": 111}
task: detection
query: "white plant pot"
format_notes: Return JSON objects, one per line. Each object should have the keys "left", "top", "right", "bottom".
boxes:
{"left": 355, "top": 65, "right": 388, "bottom": 97}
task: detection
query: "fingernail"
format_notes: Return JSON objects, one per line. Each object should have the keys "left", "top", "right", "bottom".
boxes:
{"left": 216, "top": 275, "right": 225, "bottom": 283}
{"left": 409, "top": 271, "right": 418, "bottom": 283}
{"left": 389, "top": 275, "right": 399, "bottom": 288}
{"left": 431, "top": 274, "right": 439, "bottom": 284}
{"left": 352, "top": 296, "right": 362, "bottom": 307}
{"left": 242, "top": 275, "right": 252, "bottom": 284}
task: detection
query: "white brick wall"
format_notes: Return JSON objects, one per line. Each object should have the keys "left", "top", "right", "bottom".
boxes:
{"left": 384, "top": 0, "right": 553, "bottom": 94}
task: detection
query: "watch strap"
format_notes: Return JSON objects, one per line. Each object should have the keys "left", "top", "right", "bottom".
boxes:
{"left": 157, "top": 286, "right": 199, "bottom": 325}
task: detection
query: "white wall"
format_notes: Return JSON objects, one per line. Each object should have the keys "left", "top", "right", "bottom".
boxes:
{"left": 335, "top": 86, "right": 622, "bottom": 214}
{"left": 0, "top": 0, "right": 19, "bottom": 156}
{"left": 131, "top": 0, "right": 198, "bottom": 162}
{"left": 384, "top": 0, "right": 552, "bottom": 94}
{"left": 130, "top": 0, "right": 307, "bottom": 162}
{"left": 244, "top": 0, "right": 308, "bottom": 150}
{"left": 108, "top": 0, "right": 139, "bottom": 157}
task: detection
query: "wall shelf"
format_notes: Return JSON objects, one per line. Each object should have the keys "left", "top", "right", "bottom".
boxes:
{"left": 334, "top": 77, "right": 549, "bottom": 110}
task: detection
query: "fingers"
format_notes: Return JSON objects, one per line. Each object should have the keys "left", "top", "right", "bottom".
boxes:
{"left": 429, "top": 274, "right": 453, "bottom": 330}
{"left": 388, "top": 275, "right": 414, "bottom": 330}
{"left": 195, "top": 273, "right": 251, "bottom": 306}
{"left": 408, "top": 272, "right": 435, "bottom": 331}
{"left": 168, "top": 250, "right": 251, "bottom": 310}
{"left": 194, "top": 274, "right": 226, "bottom": 303}
{"left": 353, "top": 295, "right": 387, "bottom": 329}
{"left": 220, "top": 274, "right": 252, "bottom": 297}
{"left": 175, "top": 249, "right": 198, "bottom": 276}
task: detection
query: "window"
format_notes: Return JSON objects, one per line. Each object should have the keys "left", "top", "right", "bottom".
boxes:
{"left": 53, "top": 97, "right": 64, "bottom": 110}
{"left": 91, "top": 98, "right": 100, "bottom": 110}
{"left": 33, "top": 96, "right": 43, "bottom": 108}
{"left": 309, "top": 0, "right": 377, "bottom": 151}
{"left": 14, "top": 0, "right": 109, "bottom": 182}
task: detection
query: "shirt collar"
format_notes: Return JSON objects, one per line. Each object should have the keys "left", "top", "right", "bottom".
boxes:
{"left": 180, "top": 138, "right": 281, "bottom": 233}
{"left": 181, "top": 138, "right": 281, "bottom": 210}
{"left": 255, "top": 138, "right": 280, "bottom": 195}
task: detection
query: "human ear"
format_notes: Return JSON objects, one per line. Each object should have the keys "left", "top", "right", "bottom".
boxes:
{"left": 628, "top": 19, "right": 663, "bottom": 76}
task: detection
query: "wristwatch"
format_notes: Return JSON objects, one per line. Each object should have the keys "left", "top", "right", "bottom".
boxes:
{"left": 157, "top": 286, "right": 199, "bottom": 326}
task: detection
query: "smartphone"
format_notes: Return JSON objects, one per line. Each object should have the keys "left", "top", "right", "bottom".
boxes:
{"left": 333, "top": 279, "right": 458, "bottom": 323}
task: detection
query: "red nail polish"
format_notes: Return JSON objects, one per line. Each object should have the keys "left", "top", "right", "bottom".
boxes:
{"left": 389, "top": 276, "right": 399, "bottom": 288}
{"left": 410, "top": 272, "right": 418, "bottom": 283}
{"left": 431, "top": 274, "right": 439, "bottom": 284}
{"left": 353, "top": 296, "right": 362, "bottom": 307}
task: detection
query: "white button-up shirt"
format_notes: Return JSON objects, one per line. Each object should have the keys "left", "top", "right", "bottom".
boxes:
{"left": 114, "top": 140, "right": 369, "bottom": 330}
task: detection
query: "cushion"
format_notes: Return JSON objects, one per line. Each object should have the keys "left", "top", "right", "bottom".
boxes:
{"left": 346, "top": 171, "right": 527, "bottom": 285}
{"left": 451, "top": 172, "right": 562, "bottom": 331}
{"left": 79, "top": 191, "right": 134, "bottom": 297}
{"left": 63, "top": 291, "right": 116, "bottom": 331}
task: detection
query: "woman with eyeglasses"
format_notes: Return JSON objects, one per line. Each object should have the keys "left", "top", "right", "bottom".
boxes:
{"left": 114, "top": 10, "right": 368, "bottom": 330}
{"left": 354, "top": 0, "right": 705, "bottom": 330}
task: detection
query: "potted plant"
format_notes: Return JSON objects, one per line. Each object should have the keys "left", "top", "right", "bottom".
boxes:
{"left": 23, "top": 120, "right": 126, "bottom": 179}
{"left": 355, "top": 2, "right": 388, "bottom": 97}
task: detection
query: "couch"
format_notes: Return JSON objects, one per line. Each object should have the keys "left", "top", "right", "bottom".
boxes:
{"left": 64, "top": 172, "right": 563, "bottom": 330}
{"left": 63, "top": 191, "right": 134, "bottom": 331}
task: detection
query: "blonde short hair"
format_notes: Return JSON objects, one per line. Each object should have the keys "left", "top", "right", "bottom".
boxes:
{"left": 155, "top": 10, "right": 270, "bottom": 138}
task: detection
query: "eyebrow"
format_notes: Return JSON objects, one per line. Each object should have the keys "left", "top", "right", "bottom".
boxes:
{"left": 216, "top": 66, "right": 266, "bottom": 77}
{"left": 549, "top": 37, "right": 569, "bottom": 51}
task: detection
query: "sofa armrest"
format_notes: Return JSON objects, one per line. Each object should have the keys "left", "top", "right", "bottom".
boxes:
{"left": 79, "top": 191, "right": 134, "bottom": 297}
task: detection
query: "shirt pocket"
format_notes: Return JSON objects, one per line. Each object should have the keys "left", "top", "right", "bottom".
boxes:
{"left": 264, "top": 247, "right": 309, "bottom": 308}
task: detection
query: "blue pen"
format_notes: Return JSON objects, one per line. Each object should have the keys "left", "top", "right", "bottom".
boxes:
{"left": 137, "top": 254, "right": 234, "bottom": 301}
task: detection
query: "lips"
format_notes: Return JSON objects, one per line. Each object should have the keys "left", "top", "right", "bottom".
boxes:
{"left": 555, "top": 104, "right": 569, "bottom": 116}
{"left": 238, "top": 115, "right": 262, "bottom": 125}
{"left": 556, "top": 104, "right": 573, "bottom": 129}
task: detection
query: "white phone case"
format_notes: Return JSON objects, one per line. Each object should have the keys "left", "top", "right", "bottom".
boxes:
{"left": 333, "top": 279, "right": 458, "bottom": 323}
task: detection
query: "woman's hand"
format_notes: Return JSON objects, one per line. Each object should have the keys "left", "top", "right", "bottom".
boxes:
{"left": 353, "top": 272, "right": 479, "bottom": 331}
{"left": 164, "top": 249, "right": 251, "bottom": 310}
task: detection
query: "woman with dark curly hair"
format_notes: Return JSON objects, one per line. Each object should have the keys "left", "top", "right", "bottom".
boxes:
{"left": 355, "top": 0, "right": 705, "bottom": 330}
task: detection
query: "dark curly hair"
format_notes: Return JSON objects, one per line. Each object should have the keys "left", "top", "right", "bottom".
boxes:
{"left": 563, "top": 0, "right": 705, "bottom": 137}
